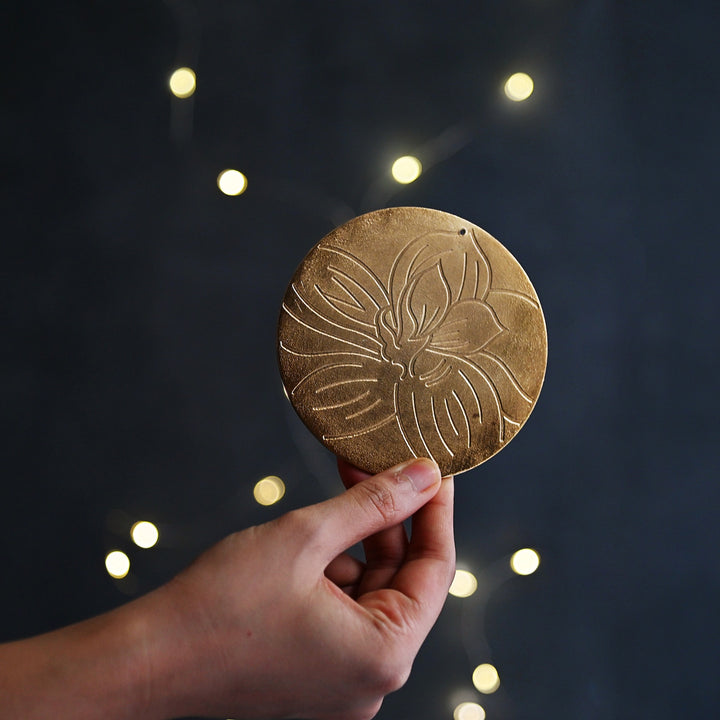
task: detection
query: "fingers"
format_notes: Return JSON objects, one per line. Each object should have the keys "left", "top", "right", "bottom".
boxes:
{"left": 395, "top": 475, "right": 456, "bottom": 618}
{"left": 325, "top": 552, "right": 365, "bottom": 594}
{"left": 311, "top": 458, "right": 442, "bottom": 566}
{"left": 361, "top": 475, "right": 455, "bottom": 637}
{"left": 338, "top": 459, "right": 410, "bottom": 595}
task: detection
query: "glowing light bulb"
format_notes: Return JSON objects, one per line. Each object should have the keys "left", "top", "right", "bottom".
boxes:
{"left": 217, "top": 169, "right": 248, "bottom": 196}
{"left": 169, "top": 67, "right": 197, "bottom": 98}
{"left": 254, "top": 476, "right": 286, "bottom": 506}
{"left": 510, "top": 547, "right": 540, "bottom": 575}
{"left": 131, "top": 521, "right": 159, "bottom": 549}
{"left": 105, "top": 551, "right": 130, "bottom": 579}
{"left": 391, "top": 155, "right": 422, "bottom": 184}
{"left": 449, "top": 569, "right": 478, "bottom": 598}
{"left": 453, "top": 702, "right": 486, "bottom": 720}
{"left": 504, "top": 72, "right": 534, "bottom": 102}
{"left": 472, "top": 663, "right": 500, "bottom": 694}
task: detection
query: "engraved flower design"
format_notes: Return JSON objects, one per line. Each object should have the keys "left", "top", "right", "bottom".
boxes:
{"left": 279, "top": 225, "right": 541, "bottom": 472}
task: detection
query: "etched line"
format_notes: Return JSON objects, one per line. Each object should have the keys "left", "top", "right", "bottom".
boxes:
{"left": 290, "top": 361, "right": 365, "bottom": 396}
{"left": 389, "top": 242, "right": 429, "bottom": 295}
{"left": 312, "top": 389, "right": 370, "bottom": 411}
{"left": 291, "top": 285, "right": 382, "bottom": 347}
{"left": 490, "top": 288, "right": 541, "bottom": 309}
{"left": 316, "top": 377, "right": 379, "bottom": 393}
{"left": 431, "top": 395, "right": 455, "bottom": 458}
{"left": 394, "top": 382, "right": 419, "bottom": 456}
{"left": 462, "top": 362, "right": 506, "bottom": 444}
{"left": 450, "top": 389, "right": 471, "bottom": 447}
{"left": 411, "top": 390, "right": 436, "bottom": 462}
{"left": 319, "top": 246, "right": 390, "bottom": 304}
{"left": 323, "top": 412, "right": 397, "bottom": 441}
{"left": 416, "top": 299, "right": 428, "bottom": 333}
{"left": 279, "top": 341, "right": 378, "bottom": 363}
{"left": 435, "top": 265, "right": 453, "bottom": 326}
{"left": 285, "top": 288, "right": 382, "bottom": 350}
{"left": 431, "top": 338, "right": 464, "bottom": 350}
{"left": 346, "top": 397, "right": 382, "bottom": 420}
{"left": 425, "top": 362, "right": 453, "bottom": 387}
{"left": 469, "top": 229, "right": 493, "bottom": 300}
{"left": 328, "top": 273, "right": 364, "bottom": 310}
{"left": 457, "top": 368, "right": 484, "bottom": 427}
{"left": 419, "top": 358, "right": 448, "bottom": 384}
{"left": 314, "top": 283, "right": 377, "bottom": 331}
{"left": 328, "top": 266, "right": 384, "bottom": 311}
{"left": 408, "top": 245, "right": 455, "bottom": 279}
{"left": 444, "top": 396, "right": 460, "bottom": 436}
{"left": 282, "top": 303, "right": 381, "bottom": 358}
{"left": 476, "top": 350, "right": 533, "bottom": 403}
{"left": 419, "top": 358, "right": 444, "bottom": 381}
{"left": 457, "top": 251, "right": 468, "bottom": 299}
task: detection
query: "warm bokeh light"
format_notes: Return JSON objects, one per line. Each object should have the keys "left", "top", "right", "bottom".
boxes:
{"left": 217, "top": 169, "right": 248, "bottom": 196}
{"left": 453, "top": 701, "right": 486, "bottom": 720}
{"left": 254, "top": 476, "right": 286, "bottom": 506}
{"left": 105, "top": 550, "right": 130, "bottom": 579}
{"left": 472, "top": 663, "right": 500, "bottom": 694}
{"left": 510, "top": 547, "right": 540, "bottom": 575}
{"left": 131, "top": 521, "right": 159, "bottom": 549}
{"left": 391, "top": 155, "right": 422, "bottom": 184}
{"left": 504, "top": 72, "right": 534, "bottom": 101}
{"left": 448, "top": 569, "right": 478, "bottom": 598}
{"left": 169, "top": 67, "right": 196, "bottom": 98}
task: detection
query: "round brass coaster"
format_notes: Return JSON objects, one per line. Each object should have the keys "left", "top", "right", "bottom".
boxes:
{"left": 277, "top": 207, "right": 547, "bottom": 476}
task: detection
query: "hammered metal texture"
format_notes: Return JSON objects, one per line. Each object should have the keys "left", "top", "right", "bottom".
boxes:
{"left": 277, "top": 207, "right": 547, "bottom": 476}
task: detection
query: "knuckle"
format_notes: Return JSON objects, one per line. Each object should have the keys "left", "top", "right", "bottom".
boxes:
{"left": 379, "top": 664, "right": 411, "bottom": 694}
{"left": 329, "top": 700, "right": 384, "bottom": 720}
{"left": 355, "top": 480, "right": 399, "bottom": 525}
{"left": 359, "top": 650, "right": 411, "bottom": 695}
{"left": 373, "top": 661, "right": 411, "bottom": 695}
{"left": 355, "top": 699, "right": 384, "bottom": 720}
{"left": 274, "top": 508, "right": 319, "bottom": 547}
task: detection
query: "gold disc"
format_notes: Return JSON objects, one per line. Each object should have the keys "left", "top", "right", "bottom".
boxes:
{"left": 277, "top": 207, "right": 547, "bottom": 476}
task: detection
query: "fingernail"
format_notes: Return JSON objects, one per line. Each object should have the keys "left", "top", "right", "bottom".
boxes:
{"left": 397, "top": 458, "right": 441, "bottom": 492}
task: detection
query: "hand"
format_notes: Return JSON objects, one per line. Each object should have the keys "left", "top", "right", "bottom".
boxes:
{"left": 144, "top": 457, "right": 455, "bottom": 720}
{"left": 0, "top": 458, "right": 455, "bottom": 720}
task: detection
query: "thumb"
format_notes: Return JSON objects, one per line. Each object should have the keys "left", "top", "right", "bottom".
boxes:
{"left": 310, "top": 458, "right": 442, "bottom": 563}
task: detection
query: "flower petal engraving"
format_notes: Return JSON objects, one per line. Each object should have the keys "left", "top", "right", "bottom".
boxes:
{"left": 277, "top": 208, "right": 547, "bottom": 475}
{"left": 404, "top": 262, "right": 452, "bottom": 338}
{"left": 429, "top": 300, "right": 504, "bottom": 356}
{"left": 312, "top": 246, "right": 390, "bottom": 331}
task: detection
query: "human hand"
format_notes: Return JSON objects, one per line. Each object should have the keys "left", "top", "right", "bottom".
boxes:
{"left": 141, "top": 457, "right": 455, "bottom": 720}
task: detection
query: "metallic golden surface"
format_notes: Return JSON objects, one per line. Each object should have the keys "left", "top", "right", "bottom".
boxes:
{"left": 277, "top": 207, "right": 547, "bottom": 476}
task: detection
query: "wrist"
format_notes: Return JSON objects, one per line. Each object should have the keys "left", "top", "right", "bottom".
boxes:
{"left": 0, "top": 602, "right": 154, "bottom": 720}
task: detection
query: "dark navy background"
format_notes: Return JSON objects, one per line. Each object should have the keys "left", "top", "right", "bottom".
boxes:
{"left": 3, "top": 2, "right": 719, "bottom": 718}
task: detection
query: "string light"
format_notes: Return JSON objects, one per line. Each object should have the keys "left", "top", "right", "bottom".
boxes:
{"left": 391, "top": 155, "right": 422, "bottom": 184}
{"left": 217, "top": 169, "right": 248, "bottom": 196}
{"left": 169, "top": 67, "right": 197, "bottom": 98}
{"left": 131, "top": 521, "right": 159, "bottom": 549}
{"left": 449, "top": 569, "right": 478, "bottom": 598}
{"left": 472, "top": 664, "right": 500, "bottom": 694}
{"left": 105, "top": 551, "right": 130, "bottom": 579}
{"left": 254, "top": 476, "right": 286, "bottom": 506}
{"left": 504, "top": 72, "right": 534, "bottom": 102}
{"left": 510, "top": 548, "right": 540, "bottom": 575}
{"left": 453, "top": 702, "right": 486, "bottom": 720}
